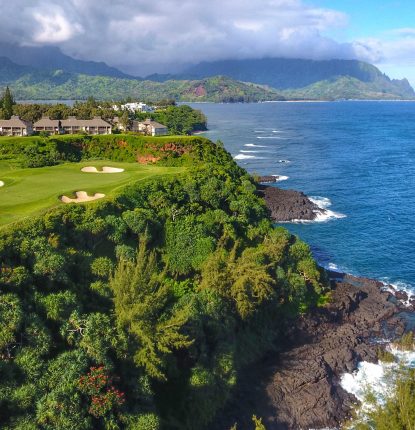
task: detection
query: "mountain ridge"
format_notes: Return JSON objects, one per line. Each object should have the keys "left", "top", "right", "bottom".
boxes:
{"left": 0, "top": 53, "right": 413, "bottom": 101}
{"left": 146, "top": 57, "right": 415, "bottom": 99}
{"left": 0, "top": 58, "right": 283, "bottom": 101}
{"left": 0, "top": 43, "right": 135, "bottom": 79}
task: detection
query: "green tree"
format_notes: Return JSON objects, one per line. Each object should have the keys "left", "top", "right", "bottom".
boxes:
{"left": 1, "top": 86, "right": 15, "bottom": 119}
{"left": 111, "top": 240, "right": 192, "bottom": 380}
{"left": 120, "top": 110, "right": 131, "bottom": 131}
{"left": 200, "top": 244, "right": 275, "bottom": 319}
{"left": 36, "top": 351, "right": 91, "bottom": 430}
{"left": 0, "top": 293, "right": 23, "bottom": 353}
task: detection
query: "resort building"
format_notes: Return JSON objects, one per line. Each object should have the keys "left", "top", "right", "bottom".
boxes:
{"left": 61, "top": 116, "right": 112, "bottom": 135}
{"left": 134, "top": 118, "right": 168, "bottom": 136}
{"left": 33, "top": 117, "right": 61, "bottom": 134}
{"left": 0, "top": 116, "right": 33, "bottom": 136}
{"left": 33, "top": 116, "right": 112, "bottom": 135}
{"left": 112, "top": 116, "right": 127, "bottom": 132}
{"left": 113, "top": 102, "right": 154, "bottom": 113}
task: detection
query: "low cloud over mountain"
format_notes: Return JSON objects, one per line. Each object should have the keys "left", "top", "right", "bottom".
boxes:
{"left": 0, "top": 0, "right": 414, "bottom": 78}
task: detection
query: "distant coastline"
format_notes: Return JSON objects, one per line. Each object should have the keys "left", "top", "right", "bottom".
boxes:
{"left": 16, "top": 98, "right": 415, "bottom": 105}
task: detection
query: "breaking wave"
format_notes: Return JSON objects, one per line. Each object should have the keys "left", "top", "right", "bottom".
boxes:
{"left": 257, "top": 136, "right": 288, "bottom": 139}
{"left": 234, "top": 154, "right": 258, "bottom": 160}
{"left": 244, "top": 143, "right": 267, "bottom": 148}
{"left": 272, "top": 175, "right": 289, "bottom": 182}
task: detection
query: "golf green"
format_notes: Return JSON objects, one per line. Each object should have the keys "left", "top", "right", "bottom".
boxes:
{"left": 0, "top": 161, "right": 184, "bottom": 227}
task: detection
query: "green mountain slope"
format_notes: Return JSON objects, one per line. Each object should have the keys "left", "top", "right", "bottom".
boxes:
{"left": 1, "top": 55, "right": 412, "bottom": 101}
{"left": 282, "top": 75, "right": 415, "bottom": 100}
{"left": 179, "top": 57, "right": 413, "bottom": 89}
{"left": 152, "top": 57, "right": 415, "bottom": 100}
{"left": 0, "top": 58, "right": 283, "bottom": 101}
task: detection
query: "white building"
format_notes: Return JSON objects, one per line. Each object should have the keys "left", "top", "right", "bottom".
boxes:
{"left": 112, "top": 102, "right": 154, "bottom": 113}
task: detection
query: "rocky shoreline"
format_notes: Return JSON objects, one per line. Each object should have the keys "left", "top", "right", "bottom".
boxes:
{"left": 256, "top": 177, "right": 325, "bottom": 222}
{"left": 213, "top": 273, "right": 411, "bottom": 430}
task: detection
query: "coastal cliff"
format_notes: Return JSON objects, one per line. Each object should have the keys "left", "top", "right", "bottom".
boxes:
{"left": 213, "top": 274, "right": 409, "bottom": 429}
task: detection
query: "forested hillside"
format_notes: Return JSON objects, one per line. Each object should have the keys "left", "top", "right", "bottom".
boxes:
{"left": 0, "top": 135, "right": 324, "bottom": 429}
{"left": 154, "top": 57, "right": 415, "bottom": 100}
{"left": 0, "top": 58, "right": 283, "bottom": 102}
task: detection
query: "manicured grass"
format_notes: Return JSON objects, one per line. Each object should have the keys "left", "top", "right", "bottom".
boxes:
{"left": 0, "top": 160, "right": 185, "bottom": 227}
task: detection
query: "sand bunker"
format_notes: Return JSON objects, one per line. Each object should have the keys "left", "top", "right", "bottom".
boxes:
{"left": 0, "top": 181, "right": 4, "bottom": 187}
{"left": 60, "top": 191, "right": 105, "bottom": 204}
{"left": 81, "top": 166, "right": 125, "bottom": 173}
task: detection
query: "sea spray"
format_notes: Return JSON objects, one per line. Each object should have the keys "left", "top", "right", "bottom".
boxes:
{"left": 341, "top": 340, "right": 415, "bottom": 425}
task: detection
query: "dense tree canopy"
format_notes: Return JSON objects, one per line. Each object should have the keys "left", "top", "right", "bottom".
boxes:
{"left": 0, "top": 135, "right": 324, "bottom": 429}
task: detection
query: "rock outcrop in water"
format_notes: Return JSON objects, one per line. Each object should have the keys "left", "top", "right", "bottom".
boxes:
{"left": 257, "top": 182, "right": 324, "bottom": 222}
{"left": 212, "top": 274, "right": 407, "bottom": 430}
{"left": 257, "top": 176, "right": 283, "bottom": 184}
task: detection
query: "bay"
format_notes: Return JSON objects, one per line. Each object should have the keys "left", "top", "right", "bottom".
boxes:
{"left": 190, "top": 101, "right": 415, "bottom": 293}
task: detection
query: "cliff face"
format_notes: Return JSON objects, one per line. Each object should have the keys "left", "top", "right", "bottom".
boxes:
{"left": 213, "top": 274, "right": 408, "bottom": 430}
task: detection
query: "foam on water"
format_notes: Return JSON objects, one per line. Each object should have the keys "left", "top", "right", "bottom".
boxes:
{"left": 234, "top": 154, "right": 259, "bottom": 160}
{"left": 379, "top": 279, "right": 415, "bottom": 305}
{"left": 304, "top": 196, "right": 347, "bottom": 223}
{"left": 309, "top": 196, "right": 332, "bottom": 209}
{"left": 286, "top": 196, "right": 347, "bottom": 224}
{"left": 341, "top": 361, "right": 392, "bottom": 405}
{"left": 327, "top": 262, "right": 341, "bottom": 272}
{"left": 341, "top": 347, "right": 415, "bottom": 418}
{"left": 244, "top": 143, "right": 267, "bottom": 148}
{"left": 390, "top": 281, "right": 415, "bottom": 302}
{"left": 271, "top": 174, "right": 289, "bottom": 182}
{"left": 257, "top": 136, "right": 288, "bottom": 139}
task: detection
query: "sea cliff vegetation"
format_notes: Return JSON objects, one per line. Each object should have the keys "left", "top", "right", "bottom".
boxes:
{"left": 0, "top": 134, "right": 324, "bottom": 429}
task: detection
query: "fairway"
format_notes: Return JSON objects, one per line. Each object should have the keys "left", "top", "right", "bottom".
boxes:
{"left": 0, "top": 160, "right": 184, "bottom": 227}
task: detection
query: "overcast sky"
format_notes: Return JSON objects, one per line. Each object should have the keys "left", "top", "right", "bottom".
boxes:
{"left": 1, "top": 0, "right": 415, "bottom": 83}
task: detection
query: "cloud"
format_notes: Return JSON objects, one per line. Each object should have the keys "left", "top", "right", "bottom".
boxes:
{"left": 32, "top": 9, "right": 84, "bottom": 43}
{"left": 0, "top": 0, "right": 359, "bottom": 74}
{"left": 357, "top": 29, "right": 415, "bottom": 66}
{"left": 0, "top": 0, "right": 412, "bottom": 77}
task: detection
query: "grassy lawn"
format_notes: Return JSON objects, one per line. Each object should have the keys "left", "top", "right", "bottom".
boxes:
{"left": 0, "top": 160, "right": 185, "bottom": 227}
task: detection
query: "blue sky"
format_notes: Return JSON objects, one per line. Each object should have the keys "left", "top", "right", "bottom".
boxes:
{"left": 310, "top": 0, "right": 415, "bottom": 83}
{"left": 312, "top": 0, "right": 415, "bottom": 38}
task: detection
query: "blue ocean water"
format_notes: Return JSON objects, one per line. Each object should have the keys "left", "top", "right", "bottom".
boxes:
{"left": 190, "top": 101, "right": 415, "bottom": 292}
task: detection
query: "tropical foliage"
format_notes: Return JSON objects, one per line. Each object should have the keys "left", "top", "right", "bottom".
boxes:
{"left": 0, "top": 135, "right": 324, "bottom": 429}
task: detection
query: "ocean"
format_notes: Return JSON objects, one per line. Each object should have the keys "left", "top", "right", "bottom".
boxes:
{"left": 190, "top": 101, "right": 415, "bottom": 295}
